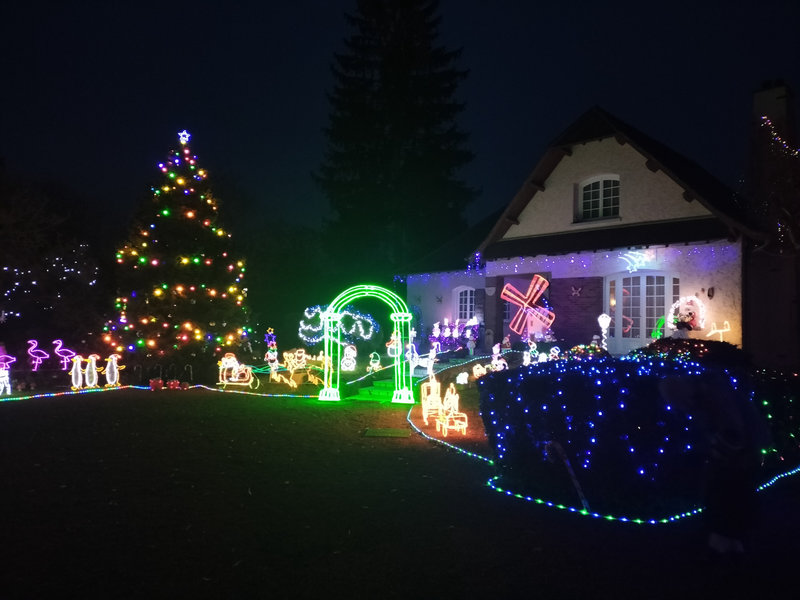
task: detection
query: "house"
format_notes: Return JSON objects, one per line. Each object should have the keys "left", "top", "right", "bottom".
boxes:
{"left": 403, "top": 101, "right": 799, "bottom": 367}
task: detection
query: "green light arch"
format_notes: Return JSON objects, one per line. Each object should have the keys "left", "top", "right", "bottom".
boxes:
{"left": 319, "top": 284, "right": 414, "bottom": 403}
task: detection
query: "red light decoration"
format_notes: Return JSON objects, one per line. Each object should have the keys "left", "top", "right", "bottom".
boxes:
{"left": 500, "top": 274, "right": 556, "bottom": 335}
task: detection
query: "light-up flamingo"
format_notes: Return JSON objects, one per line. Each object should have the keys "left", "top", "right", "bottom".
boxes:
{"left": 27, "top": 340, "right": 50, "bottom": 371}
{"left": 84, "top": 354, "right": 101, "bottom": 388}
{"left": 53, "top": 339, "right": 76, "bottom": 370}
{"left": 0, "top": 354, "right": 16, "bottom": 395}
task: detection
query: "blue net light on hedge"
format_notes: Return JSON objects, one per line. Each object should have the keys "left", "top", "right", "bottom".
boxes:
{"left": 477, "top": 355, "right": 754, "bottom": 518}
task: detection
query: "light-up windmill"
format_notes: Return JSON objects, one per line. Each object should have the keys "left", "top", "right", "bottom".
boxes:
{"left": 500, "top": 274, "right": 556, "bottom": 335}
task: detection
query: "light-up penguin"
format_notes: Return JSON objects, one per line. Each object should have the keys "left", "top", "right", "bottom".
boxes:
{"left": 102, "top": 354, "right": 124, "bottom": 387}
{"left": 84, "top": 354, "right": 101, "bottom": 388}
{"left": 340, "top": 344, "right": 357, "bottom": 372}
{"left": 70, "top": 355, "right": 84, "bottom": 390}
{"left": 0, "top": 354, "right": 16, "bottom": 395}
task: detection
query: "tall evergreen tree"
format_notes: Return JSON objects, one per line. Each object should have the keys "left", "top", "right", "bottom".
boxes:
{"left": 104, "top": 131, "right": 250, "bottom": 360}
{"left": 316, "top": 0, "right": 476, "bottom": 281}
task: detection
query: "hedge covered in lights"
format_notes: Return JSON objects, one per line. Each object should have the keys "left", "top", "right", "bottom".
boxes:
{"left": 478, "top": 349, "right": 799, "bottom": 516}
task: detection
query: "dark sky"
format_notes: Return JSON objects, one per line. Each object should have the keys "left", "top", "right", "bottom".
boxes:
{"left": 2, "top": 1, "right": 799, "bottom": 245}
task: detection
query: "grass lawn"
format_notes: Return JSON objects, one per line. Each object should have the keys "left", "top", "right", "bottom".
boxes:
{"left": 0, "top": 385, "right": 797, "bottom": 599}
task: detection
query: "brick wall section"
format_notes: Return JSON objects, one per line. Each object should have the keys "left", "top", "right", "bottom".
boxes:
{"left": 549, "top": 276, "right": 604, "bottom": 348}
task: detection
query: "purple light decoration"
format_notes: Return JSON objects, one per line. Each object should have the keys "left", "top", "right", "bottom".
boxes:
{"left": 52, "top": 339, "right": 76, "bottom": 370}
{"left": 27, "top": 340, "right": 50, "bottom": 371}
{"left": 0, "top": 354, "right": 16, "bottom": 369}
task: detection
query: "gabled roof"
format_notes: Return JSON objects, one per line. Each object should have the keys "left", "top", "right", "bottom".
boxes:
{"left": 478, "top": 106, "right": 764, "bottom": 260}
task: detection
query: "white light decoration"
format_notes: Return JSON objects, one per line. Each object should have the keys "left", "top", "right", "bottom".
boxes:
{"left": 70, "top": 355, "right": 84, "bottom": 390}
{"left": 405, "top": 343, "right": 420, "bottom": 371}
{"left": 386, "top": 332, "right": 400, "bottom": 357}
{"left": 26, "top": 340, "right": 49, "bottom": 371}
{"left": 549, "top": 346, "right": 561, "bottom": 361}
{"left": 217, "top": 352, "right": 258, "bottom": 388}
{"left": 456, "top": 371, "right": 469, "bottom": 385}
{"left": 436, "top": 383, "right": 468, "bottom": 437}
{"left": 705, "top": 321, "right": 731, "bottom": 342}
{"left": 491, "top": 343, "right": 508, "bottom": 371}
{"left": 0, "top": 354, "right": 15, "bottom": 395}
{"left": 667, "top": 296, "right": 706, "bottom": 331}
{"left": 52, "top": 339, "right": 76, "bottom": 370}
{"left": 103, "top": 354, "right": 124, "bottom": 387}
{"left": 178, "top": 130, "right": 191, "bottom": 144}
{"left": 597, "top": 313, "right": 611, "bottom": 350}
{"left": 620, "top": 250, "right": 649, "bottom": 273}
{"left": 367, "top": 352, "right": 381, "bottom": 372}
{"left": 422, "top": 346, "right": 439, "bottom": 376}
{"left": 472, "top": 363, "right": 489, "bottom": 378}
{"left": 420, "top": 374, "right": 443, "bottom": 426}
{"left": 340, "top": 345, "right": 357, "bottom": 371}
{"left": 84, "top": 354, "right": 101, "bottom": 388}
{"left": 299, "top": 304, "right": 378, "bottom": 345}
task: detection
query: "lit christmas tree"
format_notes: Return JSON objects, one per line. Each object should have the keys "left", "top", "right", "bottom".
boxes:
{"left": 103, "top": 130, "right": 249, "bottom": 359}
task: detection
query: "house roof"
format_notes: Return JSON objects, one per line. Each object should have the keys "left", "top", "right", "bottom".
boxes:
{"left": 478, "top": 106, "right": 765, "bottom": 259}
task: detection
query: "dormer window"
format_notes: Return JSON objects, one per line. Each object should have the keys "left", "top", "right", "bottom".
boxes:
{"left": 579, "top": 176, "right": 619, "bottom": 221}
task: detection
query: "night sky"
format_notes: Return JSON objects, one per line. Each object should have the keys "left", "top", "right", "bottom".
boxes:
{"left": 2, "top": 1, "right": 798, "bottom": 248}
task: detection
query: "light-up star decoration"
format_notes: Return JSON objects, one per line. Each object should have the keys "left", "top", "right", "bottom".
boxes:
{"left": 178, "top": 130, "right": 191, "bottom": 144}
{"left": 500, "top": 274, "right": 556, "bottom": 335}
{"left": 620, "top": 251, "right": 649, "bottom": 273}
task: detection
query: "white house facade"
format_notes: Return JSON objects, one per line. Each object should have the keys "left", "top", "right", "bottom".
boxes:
{"left": 404, "top": 107, "right": 766, "bottom": 358}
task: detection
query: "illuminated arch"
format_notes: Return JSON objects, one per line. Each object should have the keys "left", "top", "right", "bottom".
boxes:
{"left": 319, "top": 284, "right": 414, "bottom": 403}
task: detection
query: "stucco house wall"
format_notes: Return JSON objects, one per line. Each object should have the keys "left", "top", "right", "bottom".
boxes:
{"left": 487, "top": 242, "right": 742, "bottom": 355}
{"left": 504, "top": 139, "right": 715, "bottom": 240}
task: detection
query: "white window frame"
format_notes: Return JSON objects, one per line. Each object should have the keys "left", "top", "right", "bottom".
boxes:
{"left": 605, "top": 271, "right": 679, "bottom": 354}
{"left": 453, "top": 286, "right": 475, "bottom": 321}
{"left": 578, "top": 175, "right": 620, "bottom": 221}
